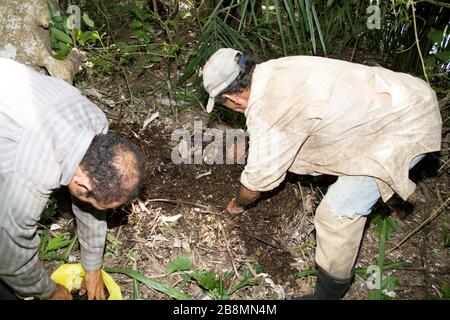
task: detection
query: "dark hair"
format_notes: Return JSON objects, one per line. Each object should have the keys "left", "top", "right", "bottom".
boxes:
{"left": 215, "top": 52, "right": 258, "bottom": 105}
{"left": 80, "top": 133, "right": 145, "bottom": 205}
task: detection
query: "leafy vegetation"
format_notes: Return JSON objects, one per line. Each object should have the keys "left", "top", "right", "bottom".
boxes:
{"left": 48, "top": 1, "right": 103, "bottom": 60}
{"left": 38, "top": 228, "right": 78, "bottom": 262}
{"left": 106, "top": 254, "right": 261, "bottom": 300}
{"left": 367, "top": 213, "right": 401, "bottom": 300}
{"left": 51, "top": 0, "right": 448, "bottom": 110}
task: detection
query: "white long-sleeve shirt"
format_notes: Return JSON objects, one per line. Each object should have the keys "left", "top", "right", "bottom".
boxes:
{"left": 0, "top": 58, "right": 108, "bottom": 298}
{"left": 241, "top": 56, "right": 442, "bottom": 202}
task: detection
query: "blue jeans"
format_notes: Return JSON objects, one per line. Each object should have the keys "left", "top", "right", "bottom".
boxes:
{"left": 323, "top": 155, "right": 424, "bottom": 218}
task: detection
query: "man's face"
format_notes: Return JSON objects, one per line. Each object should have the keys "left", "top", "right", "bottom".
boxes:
{"left": 222, "top": 98, "right": 246, "bottom": 113}
{"left": 220, "top": 91, "right": 250, "bottom": 113}
{"left": 70, "top": 191, "right": 124, "bottom": 211}
{"left": 67, "top": 167, "right": 126, "bottom": 211}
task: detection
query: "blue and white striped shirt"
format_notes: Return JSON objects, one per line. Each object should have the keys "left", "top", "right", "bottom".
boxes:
{"left": 0, "top": 58, "right": 108, "bottom": 298}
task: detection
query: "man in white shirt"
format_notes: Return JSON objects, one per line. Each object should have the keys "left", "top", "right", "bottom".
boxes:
{"left": 202, "top": 48, "right": 441, "bottom": 299}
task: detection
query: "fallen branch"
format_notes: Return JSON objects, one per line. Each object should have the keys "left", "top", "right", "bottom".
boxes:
{"left": 213, "top": 211, "right": 240, "bottom": 280}
{"left": 147, "top": 198, "right": 210, "bottom": 210}
{"left": 387, "top": 196, "right": 450, "bottom": 254}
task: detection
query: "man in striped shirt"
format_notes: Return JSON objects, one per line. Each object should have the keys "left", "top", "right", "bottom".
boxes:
{"left": 0, "top": 58, "right": 145, "bottom": 300}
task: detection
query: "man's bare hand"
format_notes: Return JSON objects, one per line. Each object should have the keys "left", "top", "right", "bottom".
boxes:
{"left": 79, "top": 269, "right": 106, "bottom": 300}
{"left": 227, "top": 198, "right": 245, "bottom": 215}
{"left": 47, "top": 284, "right": 72, "bottom": 300}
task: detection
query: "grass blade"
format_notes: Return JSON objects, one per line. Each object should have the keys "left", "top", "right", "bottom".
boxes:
{"left": 311, "top": 2, "right": 327, "bottom": 55}
{"left": 305, "top": 0, "right": 316, "bottom": 54}
{"left": 274, "top": 0, "right": 287, "bottom": 56}
{"left": 283, "top": 0, "right": 302, "bottom": 53}
{"left": 375, "top": 217, "right": 388, "bottom": 300}
{"left": 105, "top": 268, "right": 192, "bottom": 300}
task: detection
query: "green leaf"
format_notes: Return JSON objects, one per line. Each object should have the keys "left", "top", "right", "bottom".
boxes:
{"left": 53, "top": 43, "right": 72, "bottom": 60}
{"left": 327, "top": 0, "right": 335, "bottom": 7}
{"left": 46, "top": 234, "right": 73, "bottom": 251}
{"left": 82, "top": 13, "right": 95, "bottom": 28}
{"left": 436, "top": 51, "right": 450, "bottom": 64}
{"left": 425, "top": 56, "right": 437, "bottom": 70}
{"left": 143, "top": 23, "right": 154, "bottom": 33}
{"left": 148, "top": 55, "right": 162, "bottom": 63}
{"left": 228, "top": 278, "right": 260, "bottom": 295}
{"left": 92, "top": 31, "right": 103, "bottom": 45}
{"left": 442, "top": 283, "right": 450, "bottom": 299}
{"left": 50, "top": 27, "right": 73, "bottom": 44}
{"left": 106, "top": 233, "right": 123, "bottom": 246}
{"left": 167, "top": 254, "right": 192, "bottom": 274}
{"left": 39, "top": 228, "right": 50, "bottom": 255}
{"left": 295, "top": 268, "right": 318, "bottom": 278}
{"left": 130, "top": 4, "right": 145, "bottom": 20}
{"left": 105, "top": 268, "right": 192, "bottom": 300}
{"left": 190, "top": 269, "right": 219, "bottom": 291}
{"left": 129, "top": 20, "right": 143, "bottom": 29}
{"left": 132, "top": 30, "right": 151, "bottom": 43}
{"left": 427, "top": 28, "right": 444, "bottom": 44}
{"left": 40, "top": 251, "right": 64, "bottom": 261}
{"left": 385, "top": 216, "right": 399, "bottom": 240}
{"left": 367, "top": 291, "right": 377, "bottom": 300}
{"left": 444, "top": 229, "right": 450, "bottom": 247}
{"left": 381, "top": 275, "right": 397, "bottom": 292}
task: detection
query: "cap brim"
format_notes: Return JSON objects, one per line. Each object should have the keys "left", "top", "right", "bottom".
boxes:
{"left": 206, "top": 96, "right": 215, "bottom": 113}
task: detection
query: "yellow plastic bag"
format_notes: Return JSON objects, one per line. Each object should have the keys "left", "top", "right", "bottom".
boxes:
{"left": 50, "top": 263, "right": 123, "bottom": 300}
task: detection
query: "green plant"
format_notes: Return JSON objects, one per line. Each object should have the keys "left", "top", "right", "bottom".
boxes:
{"left": 169, "top": 254, "right": 261, "bottom": 300}
{"left": 369, "top": 213, "right": 400, "bottom": 300}
{"left": 444, "top": 229, "right": 450, "bottom": 247}
{"left": 105, "top": 267, "right": 192, "bottom": 300}
{"left": 106, "top": 254, "right": 261, "bottom": 300}
{"left": 38, "top": 228, "right": 77, "bottom": 262}
{"left": 432, "top": 283, "right": 450, "bottom": 300}
{"left": 48, "top": 1, "right": 102, "bottom": 60}
{"left": 103, "top": 232, "right": 123, "bottom": 260}
{"left": 40, "top": 199, "right": 57, "bottom": 224}
{"left": 128, "top": 3, "right": 161, "bottom": 63}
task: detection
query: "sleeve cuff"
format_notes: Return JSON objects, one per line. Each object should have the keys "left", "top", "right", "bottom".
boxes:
{"left": 81, "top": 254, "right": 103, "bottom": 272}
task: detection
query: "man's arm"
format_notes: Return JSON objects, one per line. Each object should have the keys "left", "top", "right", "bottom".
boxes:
{"left": 0, "top": 174, "right": 60, "bottom": 299}
{"left": 227, "top": 184, "right": 261, "bottom": 214}
{"left": 71, "top": 197, "right": 107, "bottom": 299}
{"left": 227, "top": 128, "right": 308, "bottom": 215}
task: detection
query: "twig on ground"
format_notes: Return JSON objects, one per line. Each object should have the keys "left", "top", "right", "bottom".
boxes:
{"left": 147, "top": 198, "right": 211, "bottom": 210}
{"left": 213, "top": 211, "right": 240, "bottom": 280}
{"left": 235, "top": 227, "right": 283, "bottom": 251}
{"left": 387, "top": 196, "right": 450, "bottom": 254}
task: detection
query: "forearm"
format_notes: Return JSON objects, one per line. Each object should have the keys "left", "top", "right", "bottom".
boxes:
{"left": 235, "top": 184, "right": 261, "bottom": 208}
{"left": 72, "top": 198, "right": 107, "bottom": 271}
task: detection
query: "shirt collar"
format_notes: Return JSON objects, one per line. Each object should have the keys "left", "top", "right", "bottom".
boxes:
{"left": 60, "top": 130, "right": 96, "bottom": 186}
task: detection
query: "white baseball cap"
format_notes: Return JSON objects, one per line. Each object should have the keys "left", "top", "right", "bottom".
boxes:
{"left": 202, "top": 48, "right": 242, "bottom": 113}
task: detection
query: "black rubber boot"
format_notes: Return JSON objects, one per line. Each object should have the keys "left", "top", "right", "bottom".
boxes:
{"left": 295, "top": 268, "right": 353, "bottom": 300}
{"left": 0, "top": 280, "right": 18, "bottom": 300}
